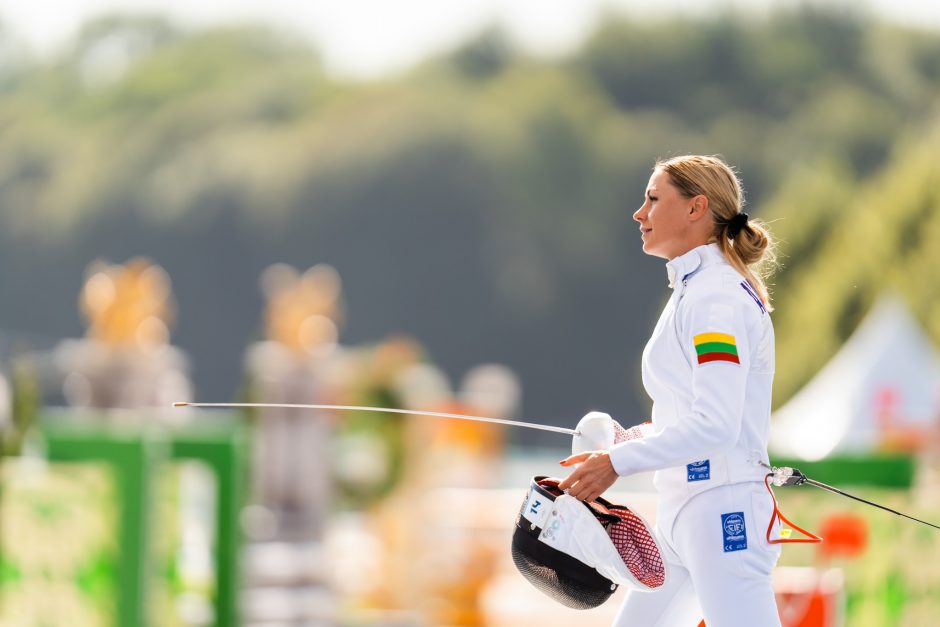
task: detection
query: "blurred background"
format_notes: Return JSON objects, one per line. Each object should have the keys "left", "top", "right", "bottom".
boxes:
{"left": 1, "top": 0, "right": 940, "bottom": 625}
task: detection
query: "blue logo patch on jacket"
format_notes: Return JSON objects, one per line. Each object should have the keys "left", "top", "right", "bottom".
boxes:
{"left": 687, "top": 459, "right": 710, "bottom": 481}
{"left": 721, "top": 512, "right": 748, "bottom": 552}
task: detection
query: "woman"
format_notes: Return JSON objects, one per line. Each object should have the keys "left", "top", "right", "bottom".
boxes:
{"left": 558, "top": 155, "right": 781, "bottom": 626}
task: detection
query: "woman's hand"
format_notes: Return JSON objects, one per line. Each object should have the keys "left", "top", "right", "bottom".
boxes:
{"left": 557, "top": 450, "right": 618, "bottom": 502}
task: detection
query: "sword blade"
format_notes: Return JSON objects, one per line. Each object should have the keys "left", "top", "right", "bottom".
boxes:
{"left": 764, "top": 461, "right": 940, "bottom": 532}
{"left": 803, "top": 477, "right": 940, "bottom": 532}
{"left": 174, "top": 402, "right": 578, "bottom": 436}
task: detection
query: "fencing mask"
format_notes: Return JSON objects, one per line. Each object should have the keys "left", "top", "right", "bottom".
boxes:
{"left": 511, "top": 475, "right": 666, "bottom": 609}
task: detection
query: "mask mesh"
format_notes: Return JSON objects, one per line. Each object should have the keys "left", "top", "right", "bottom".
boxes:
{"left": 510, "top": 483, "right": 617, "bottom": 609}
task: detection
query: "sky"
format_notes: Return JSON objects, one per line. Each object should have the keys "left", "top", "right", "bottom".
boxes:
{"left": 3, "top": 0, "right": 940, "bottom": 79}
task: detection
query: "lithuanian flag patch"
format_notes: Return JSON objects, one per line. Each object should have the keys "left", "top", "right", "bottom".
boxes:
{"left": 693, "top": 332, "right": 740, "bottom": 365}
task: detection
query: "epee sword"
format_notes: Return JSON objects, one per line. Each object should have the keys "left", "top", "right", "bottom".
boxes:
{"left": 173, "top": 401, "right": 579, "bottom": 436}
{"left": 176, "top": 402, "right": 940, "bottom": 530}
{"left": 762, "top": 462, "right": 940, "bottom": 532}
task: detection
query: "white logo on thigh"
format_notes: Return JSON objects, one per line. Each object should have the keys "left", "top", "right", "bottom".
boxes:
{"left": 723, "top": 514, "right": 744, "bottom": 537}
{"left": 721, "top": 511, "right": 748, "bottom": 552}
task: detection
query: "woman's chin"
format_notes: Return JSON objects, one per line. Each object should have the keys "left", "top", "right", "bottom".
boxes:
{"left": 641, "top": 241, "right": 670, "bottom": 260}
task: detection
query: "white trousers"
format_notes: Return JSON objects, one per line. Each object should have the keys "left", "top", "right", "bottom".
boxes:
{"left": 612, "top": 482, "right": 782, "bottom": 627}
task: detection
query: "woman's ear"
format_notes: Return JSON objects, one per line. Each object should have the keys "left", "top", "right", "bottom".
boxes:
{"left": 688, "top": 195, "right": 709, "bottom": 221}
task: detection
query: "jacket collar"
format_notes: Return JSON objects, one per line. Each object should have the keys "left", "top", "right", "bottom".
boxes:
{"left": 665, "top": 243, "right": 724, "bottom": 288}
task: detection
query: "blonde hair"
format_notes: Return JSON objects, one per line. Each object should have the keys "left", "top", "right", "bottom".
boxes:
{"left": 656, "top": 155, "right": 777, "bottom": 311}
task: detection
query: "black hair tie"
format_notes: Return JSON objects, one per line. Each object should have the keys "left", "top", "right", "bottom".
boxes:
{"left": 728, "top": 212, "right": 749, "bottom": 239}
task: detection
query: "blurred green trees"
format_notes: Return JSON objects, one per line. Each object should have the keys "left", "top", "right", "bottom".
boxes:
{"left": 1, "top": 7, "right": 939, "bottom": 423}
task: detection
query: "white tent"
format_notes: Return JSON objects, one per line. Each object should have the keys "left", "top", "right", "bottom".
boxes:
{"left": 770, "top": 294, "right": 940, "bottom": 461}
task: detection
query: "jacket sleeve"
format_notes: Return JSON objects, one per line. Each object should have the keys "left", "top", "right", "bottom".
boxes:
{"left": 609, "top": 290, "right": 751, "bottom": 476}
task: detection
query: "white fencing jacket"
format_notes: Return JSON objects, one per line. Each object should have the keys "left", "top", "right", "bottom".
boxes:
{"left": 609, "top": 243, "right": 774, "bottom": 524}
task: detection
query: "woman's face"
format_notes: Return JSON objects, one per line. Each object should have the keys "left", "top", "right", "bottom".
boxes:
{"left": 633, "top": 168, "right": 699, "bottom": 260}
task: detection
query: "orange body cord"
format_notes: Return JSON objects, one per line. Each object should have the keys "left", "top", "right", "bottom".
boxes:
{"left": 763, "top": 474, "right": 823, "bottom": 544}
